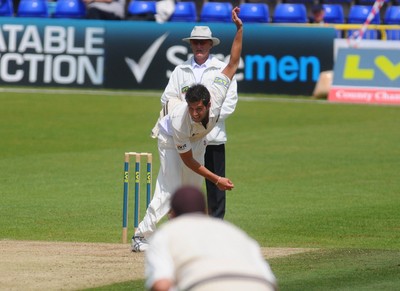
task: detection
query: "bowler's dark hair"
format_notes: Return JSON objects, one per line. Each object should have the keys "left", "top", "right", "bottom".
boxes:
{"left": 185, "top": 84, "right": 210, "bottom": 107}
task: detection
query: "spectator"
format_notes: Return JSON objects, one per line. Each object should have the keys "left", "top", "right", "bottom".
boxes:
{"left": 158, "top": 24, "right": 239, "bottom": 219}
{"left": 127, "top": 0, "right": 175, "bottom": 22}
{"left": 145, "top": 185, "right": 278, "bottom": 291}
{"left": 155, "top": 0, "right": 175, "bottom": 23}
{"left": 12, "top": 0, "right": 19, "bottom": 15}
{"left": 310, "top": 4, "right": 325, "bottom": 24}
{"left": 84, "top": 0, "right": 126, "bottom": 20}
{"left": 132, "top": 7, "right": 243, "bottom": 252}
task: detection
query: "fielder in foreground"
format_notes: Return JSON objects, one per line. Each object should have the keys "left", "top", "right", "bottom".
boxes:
{"left": 145, "top": 186, "right": 278, "bottom": 291}
{"left": 132, "top": 6, "right": 243, "bottom": 252}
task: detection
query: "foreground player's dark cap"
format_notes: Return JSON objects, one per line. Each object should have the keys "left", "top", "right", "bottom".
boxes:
{"left": 170, "top": 185, "right": 206, "bottom": 216}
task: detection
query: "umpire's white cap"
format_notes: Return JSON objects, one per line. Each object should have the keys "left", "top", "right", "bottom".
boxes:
{"left": 182, "top": 26, "right": 220, "bottom": 46}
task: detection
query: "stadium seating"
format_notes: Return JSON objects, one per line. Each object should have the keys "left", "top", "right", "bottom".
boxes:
{"left": 17, "top": 0, "right": 49, "bottom": 17}
{"left": 357, "top": 0, "right": 390, "bottom": 5}
{"left": 200, "top": 2, "right": 232, "bottom": 22}
{"left": 127, "top": 0, "right": 157, "bottom": 20}
{"left": 283, "top": 0, "right": 314, "bottom": 3}
{"left": 284, "top": 0, "right": 317, "bottom": 16}
{"left": 384, "top": 5, "right": 400, "bottom": 40}
{"left": 347, "top": 5, "right": 380, "bottom": 39}
{"left": 321, "top": 0, "right": 352, "bottom": 5}
{"left": 384, "top": 5, "right": 400, "bottom": 23}
{"left": 323, "top": 4, "right": 344, "bottom": 23}
{"left": 321, "top": 0, "right": 352, "bottom": 17}
{"left": 53, "top": 0, "right": 86, "bottom": 18}
{"left": 272, "top": 3, "right": 307, "bottom": 23}
{"left": 347, "top": 5, "right": 381, "bottom": 24}
{"left": 321, "top": 0, "right": 352, "bottom": 6}
{"left": 170, "top": 1, "right": 197, "bottom": 22}
{"left": 0, "top": 0, "right": 14, "bottom": 16}
{"left": 322, "top": 4, "right": 344, "bottom": 38}
{"left": 239, "top": 3, "right": 269, "bottom": 23}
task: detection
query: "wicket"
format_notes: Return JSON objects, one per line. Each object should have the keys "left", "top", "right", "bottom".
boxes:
{"left": 122, "top": 152, "right": 152, "bottom": 244}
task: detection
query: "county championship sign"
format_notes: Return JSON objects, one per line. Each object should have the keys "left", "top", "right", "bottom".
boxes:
{"left": 329, "top": 47, "right": 400, "bottom": 105}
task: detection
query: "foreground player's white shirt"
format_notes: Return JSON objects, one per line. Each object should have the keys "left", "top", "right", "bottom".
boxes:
{"left": 145, "top": 214, "right": 277, "bottom": 291}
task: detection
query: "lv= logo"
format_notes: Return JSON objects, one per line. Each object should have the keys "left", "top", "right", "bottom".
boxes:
{"left": 343, "top": 55, "right": 400, "bottom": 81}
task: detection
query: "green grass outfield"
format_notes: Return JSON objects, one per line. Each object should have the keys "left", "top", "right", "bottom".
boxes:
{"left": 1, "top": 88, "right": 399, "bottom": 290}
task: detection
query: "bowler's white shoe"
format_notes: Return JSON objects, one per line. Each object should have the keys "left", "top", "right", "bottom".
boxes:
{"left": 131, "top": 235, "right": 149, "bottom": 252}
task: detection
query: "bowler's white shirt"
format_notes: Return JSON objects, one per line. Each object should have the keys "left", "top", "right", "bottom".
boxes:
{"left": 161, "top": 55, "right": 238, "bottom": 145}
{"left": 159, "top": 72, "right": 230, "bottom": 154}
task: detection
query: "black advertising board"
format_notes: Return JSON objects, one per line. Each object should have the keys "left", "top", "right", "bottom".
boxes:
{"left": 0, "top": 18, "right": 335, "bottom": 95}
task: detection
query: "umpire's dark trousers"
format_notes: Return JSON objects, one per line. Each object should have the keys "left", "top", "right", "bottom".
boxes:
{"left": 205, "top": 144, "right": 226, "bottom": 219}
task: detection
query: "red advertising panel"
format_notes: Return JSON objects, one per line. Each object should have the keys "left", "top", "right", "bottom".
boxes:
{"left": 329, "top": 87, "right": 400, "bottom": 105}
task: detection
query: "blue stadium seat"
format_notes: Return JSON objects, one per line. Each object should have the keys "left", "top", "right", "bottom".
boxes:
{"left": 170, "top": 1, "right": 197, "bottom": 22}
{"left": 384, "top": 5, "right": 400, "bottom": 40}
{"left": 283, "top": 0, "right": 314, "bottom": 17}
{"left": 321, "top": 0, "right": 352, "bottom": 18}
{"left": 273, "top": 3, "right": 307, "bottom": 23}
{"left": 127, "top": 0, "right": 156, "bottom": 19}
{"left": 322, "top": 4, "right": 344, "bottom": 38}
{"left": 348, "top": 5, "right": 380, "bottom": 24}
{"left": 347, "top": 5, "right": 380, "bottom": 39}
{"left": 200, "top": 2, "right": 232, "bottom": 22}
{"left": 321, "top": 0, "right": 352, "bottom": 4}
{"left": 239, "top": 3, "right": 269, "bottom": 23}
{"left": 323, "top": 4, "right": 344, "bottom": 23}
{"left": 284, "top": 0, "right": 314, "bottom": 4}
{"left": 0, "top": 0, "right": 14, "bottom": 16}
{"left": 17, "top": 0, "right": 49, "bottom": 17}
{"left": 384, "top": 5, "right": 400, "bottom": 23}
{"left": 53, "top": 0, "right": 86, "bottom": 18}
{"left": 282, "top": 0, "right": 315, "bottom": 4}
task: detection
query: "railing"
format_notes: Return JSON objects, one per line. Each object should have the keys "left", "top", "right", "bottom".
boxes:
{"left": 273, "top": 23, "right": 400, "bottom": 40}
{"left": 331, "top": 24, "right": 400, "bottom": 40}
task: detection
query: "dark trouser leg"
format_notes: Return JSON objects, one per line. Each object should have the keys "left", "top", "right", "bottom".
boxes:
{"left": 205, "top": 144, "right": 226, "bottom": 219}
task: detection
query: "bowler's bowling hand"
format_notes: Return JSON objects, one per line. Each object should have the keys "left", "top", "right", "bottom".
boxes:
{"left": 217, "top": 177, "right": 234, "bottom": 191}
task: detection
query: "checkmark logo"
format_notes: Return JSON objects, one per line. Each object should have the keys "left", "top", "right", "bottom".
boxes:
{"left": 125, "top": 33, "right": 169, "bottom": 83}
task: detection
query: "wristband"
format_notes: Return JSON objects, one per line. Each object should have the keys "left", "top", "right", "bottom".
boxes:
{"left": 215, "top": 176, "right": 221, "bottom": 185}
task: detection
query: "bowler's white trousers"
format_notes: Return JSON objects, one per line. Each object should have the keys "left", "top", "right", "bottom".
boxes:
{"left": 136, "top": 131, "right": 206, "bottom": 239}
